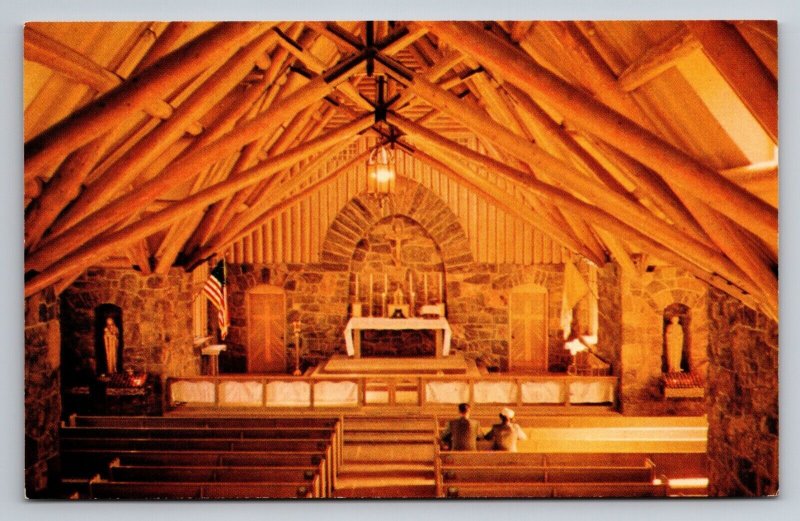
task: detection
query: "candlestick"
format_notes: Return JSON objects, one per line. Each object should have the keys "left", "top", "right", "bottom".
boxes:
{"left": 369, "top": 273, "right": 374, "bottom": 317}
{"left": 355, "top": 273, "right": 359, "bottom": 301}
{"left": 424, "top": 273, "right": 428, "bottom": 304}
{"left": 439, "top": 272, "right": 443, "bottom": 302}
{"left": 384, "top": 273, "right": 388, "bottom": 293}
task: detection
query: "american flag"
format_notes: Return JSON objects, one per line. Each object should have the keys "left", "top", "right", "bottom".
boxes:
{"left": 204, "top": 260, "right": 229, "bottom": 340}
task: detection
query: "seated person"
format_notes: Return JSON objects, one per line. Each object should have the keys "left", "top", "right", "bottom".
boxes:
{"left": 440, "top": 403, "right": 483, "bottom": 450}
{"left": 484, "top": 407, "right": 528, "bottom": 452}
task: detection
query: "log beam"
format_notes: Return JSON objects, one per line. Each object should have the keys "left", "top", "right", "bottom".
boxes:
{"left": 25, "top": 131, "right": 115, "bottom": 248}
{"left": 387, "top": 112, "right": 762, "bottom": 299}
{"left": 617, "top": 26, "right": 702, "bottom": 92}
{"left": 25, "top": 22, "right": 267, "bottom": 180}
{"left": 25, "top": 115, "right": 374, "bottom": 295}
{"left": 24, "top": 26, "right": 179, "bottom": 124}
{"left": 48, "top": 29, "right": 280, "bottom": 236}
{"left": 28, "top": 68, "right": 361, "bottom": 273}
{"left": 413, "top": 148, "right": 604, "bottom": 266}
{"left": 685, "top": 21, "right": 778, "bottom": 142}
{"left": 420, "top": 21, "right": 777, "bottom": 247}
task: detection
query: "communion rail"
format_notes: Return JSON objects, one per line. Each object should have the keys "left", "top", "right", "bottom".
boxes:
{"left": 165, "top": 374, "right": 617, "bottom": 411}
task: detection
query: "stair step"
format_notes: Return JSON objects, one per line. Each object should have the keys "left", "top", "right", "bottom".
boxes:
{"left": 344, "top": 419, "right": 434, "bottom": 430}
{"left": 334, "top": 477, "right": 436, "bottom": 498}
{"left": 340, "top": 464, "right": 435, "bottom": 480}
{"left": 341, "top": 462, "right": 434, "bottom": 473}
{"left": 344, "top": 444, "right": 434, "bottom": 463}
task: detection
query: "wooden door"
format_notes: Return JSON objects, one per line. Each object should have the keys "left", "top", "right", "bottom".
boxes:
{"left": 246, "top": 286, "right": 286, "bottom": 373}
{"left": 509, "top": 284, "right": 548, "bottom": 372}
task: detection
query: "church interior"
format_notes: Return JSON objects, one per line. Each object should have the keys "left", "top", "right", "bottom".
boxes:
{"left": 23, "top": 20, "right": 778, "bottom": 499}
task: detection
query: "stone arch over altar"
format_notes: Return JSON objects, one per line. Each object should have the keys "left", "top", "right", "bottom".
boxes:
{"left": 319, "top": 177, "right": 474, "bottom": 273}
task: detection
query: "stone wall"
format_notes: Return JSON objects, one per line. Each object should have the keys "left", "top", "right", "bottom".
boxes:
{"left": 596, "top": 262, "right": 622, "bottom": 376}
{"left": 707, "top": 288, "right": 778, "bottom": 496}
{"left": 60, "top": 268, "right": 198, "bottom": 384}
{"left": 618, "top": 266, "right": 708, "bottom": 415}
{"left": 25, "top": 287, "right": 61, "bottom": 497}
{"left": 224, "top": 260, "right": 566, "bottom": 372}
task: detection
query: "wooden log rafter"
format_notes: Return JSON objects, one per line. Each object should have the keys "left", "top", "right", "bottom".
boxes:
{"left": 387, "top": 112, "right": 764, "bottom": 301}
{"left": 28, "top": 50, "right": 366, "bottom": 273}
{"left": 685, "top": 21, "right": 778, "bottom": 143}
{"left": 23, "top": 25, "right": 185, "bottom": 128}
{"left": 25, "top": 22, "right": 268, "bottom": 180}
{"left": 46, "top": 28, "right": 281, "bottom": 237}
{"left": 24, "top": 115, "right": 374, "bottom": 296}
{"left": 419, "top": 21, "right": 777, "bottom": 248}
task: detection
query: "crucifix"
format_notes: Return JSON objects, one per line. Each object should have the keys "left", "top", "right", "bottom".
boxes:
{"left": 388, "top": 218, "right": 415, "bottom": 267}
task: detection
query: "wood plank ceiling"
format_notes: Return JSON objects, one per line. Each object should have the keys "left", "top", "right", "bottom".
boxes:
{"left": 23, "top": 21, "right": 778, "bottom": 318}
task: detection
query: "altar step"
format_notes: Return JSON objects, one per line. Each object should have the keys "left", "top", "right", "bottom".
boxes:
{"left": 335, "top": 416, "right": 437, "bottom": 498}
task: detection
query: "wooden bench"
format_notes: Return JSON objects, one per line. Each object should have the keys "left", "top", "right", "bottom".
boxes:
{"left": 62, "top": 436, "right": 333, "bottom": 452}
{"left": 442, "top": 466, "right": 654, "bottom": 484}
{"left": 435, "top": 450, "right": 663, "bottom": 498}
{"left": 61, "top": 426, "right": 336, "bottom": 439}
{"left": 60, "top": 415, "right": 343, "bottom": 499}
{"left": 66, "top": 415, "right": 344, "bottom": 470}
{"left": 443, "top": 482, "right": 668, "bottom": 498}
{"left": 88, "top": 479, "right": 318, "bottom": 499}
{"left": 68, "top": 414, "right": 339, "bottom": 429}
{"left": 109, "top": 465, "right": 321, "bottom": 483}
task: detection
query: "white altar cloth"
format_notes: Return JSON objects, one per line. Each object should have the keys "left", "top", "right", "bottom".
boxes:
{"left": 343, "top": 317, "right": 452, "bottom": 356}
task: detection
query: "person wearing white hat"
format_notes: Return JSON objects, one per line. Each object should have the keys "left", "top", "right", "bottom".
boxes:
{"left": 484, "top": 407, "right": 528, "bottom": 452}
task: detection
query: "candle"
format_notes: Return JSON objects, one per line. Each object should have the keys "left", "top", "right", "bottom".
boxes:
{"left": 355, "top": 273, "right": 359, "bottom": 300}
{"left": 369, "top": 273, "right": 374, "bottom": 316}
{"left": 424, "top": 273, "right": 428, "bottom": 303}
{"left": 384, "top": 273, "right": 388, "bottom": 293}
{"left": 439, "top": 272, "right": 443, "bottom": 302}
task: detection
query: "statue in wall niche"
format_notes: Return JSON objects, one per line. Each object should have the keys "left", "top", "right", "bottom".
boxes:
{"left": 103, "top": 317, "right": 120, "bottom": 374}
{"left": 665, "top": 316, "right": 684, "bottom": 373}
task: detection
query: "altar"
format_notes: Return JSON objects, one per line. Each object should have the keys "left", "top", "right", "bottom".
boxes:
{"left": 343, "top": 317, "right": 452, "bottom": 358}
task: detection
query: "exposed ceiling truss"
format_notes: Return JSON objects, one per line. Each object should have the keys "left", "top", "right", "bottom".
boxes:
{"left": 23, "top": 21, "right": 778, "bottom": 318}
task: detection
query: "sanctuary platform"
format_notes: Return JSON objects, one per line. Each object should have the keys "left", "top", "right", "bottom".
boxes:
{"left": 314, "top": 353, "right": 479, "bottom": 376}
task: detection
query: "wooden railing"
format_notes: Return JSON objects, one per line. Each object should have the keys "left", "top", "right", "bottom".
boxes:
{"left": 165, "top": 374, "right": 618, "bottom": 411}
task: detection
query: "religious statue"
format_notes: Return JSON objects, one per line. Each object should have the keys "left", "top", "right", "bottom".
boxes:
{"left": 665, "top": 316, "right": 684, "bottom": 373}
{"left": 103, "top": 317, "right": 120, "bottom": 374}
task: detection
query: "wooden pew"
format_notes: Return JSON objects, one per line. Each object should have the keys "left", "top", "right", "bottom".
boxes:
{"left": 443, "top": 482, "right": 668, "bottom": 498}
{"left": 109, "top": 465, "right": 320, "bottom": 483}
{"left": 62, "top": 436, "right": 332, "bottom": 452}
{"left": 88, "top": 479, "right": 318, "bottom": 499}
{"left": 69, "top": 415, "right": 339, "bottom": 429}
{"left": 442, "top": 466, "right": 654, "bottom": 484}
{"left": 61, "top": 426, "right": 336, "bottom": 439}
{"left": 60, "top": 415, "right": 343, "bottom": 498}
{"left": 435, "top": 450, "right": 663, "bottom": 498}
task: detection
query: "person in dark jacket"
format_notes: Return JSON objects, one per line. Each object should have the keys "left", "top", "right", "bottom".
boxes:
{"left": 484, "top": 407, "right": 528, "bottom": 452}
{"left": 440, "top": 403, "right": 483, "bottom": 450}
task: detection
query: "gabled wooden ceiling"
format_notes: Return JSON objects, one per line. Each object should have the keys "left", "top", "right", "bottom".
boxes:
{"left": 23, "top": 21, "right": 778, "bottom": 318}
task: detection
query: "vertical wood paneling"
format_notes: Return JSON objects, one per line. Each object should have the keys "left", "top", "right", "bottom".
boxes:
{"left": 265, "top": 220, "right": 273, "bottom": 263}
{"left": 253, "top": 228, "right": 263, "bottom": 264}
{"left": 523, "top": 223, "right": 533, "bottom": 265}
{"left": 229, "top": 138, "right": 569, "bottom": 266}
{"left": 497, "top": 210, "right": 506, "bottom": 264}
{"left": 291, "top": 203, "right": 301, "bottom": 263}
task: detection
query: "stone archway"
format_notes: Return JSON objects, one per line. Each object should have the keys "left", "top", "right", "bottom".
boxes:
{"left": 320, "top": 177, "right": 473, "bottom": 272}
